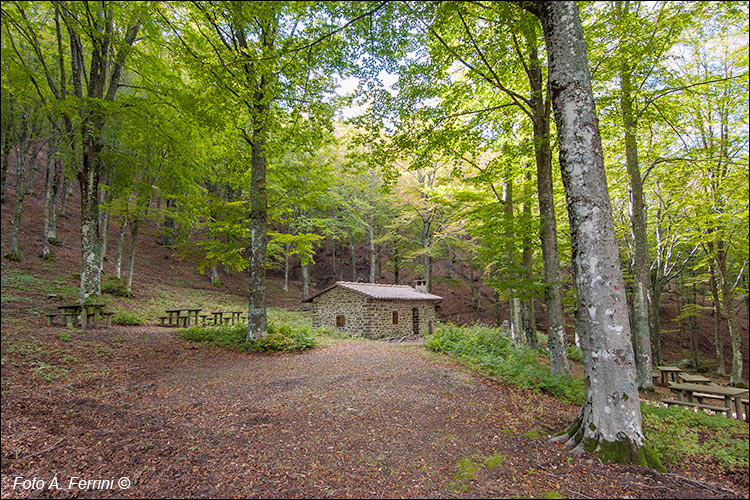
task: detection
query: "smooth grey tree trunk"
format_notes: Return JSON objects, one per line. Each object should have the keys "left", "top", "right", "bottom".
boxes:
{"left": 98, "top": 180, "right": 110, "bottom": 272}
{"left": 283, "top": 242, "right": 290, "bottom": 292}
{"left": 369, "top": 172, "right": 376, "bottom": 284}
{"left": 716, "top": 243, "right": 743, "bottom": 385}
{"left": 532, "top": 0, "right": 661, "bottom": 469}
{"left": 115, "top": 219, "right": 127, "bottom": 280}
{"left": 48, "top": 157, "right": 62, "bottom": 242}
{"left": 617, "top": 1, "right": 653, "bottom": 389}
{"left": 504, "top": 170, "right": 523, "bottom": 343}
{"left": 59, "top": 175, "right": 71, "bottom": 218}
{"left": 125, "top": 217, "right": 139, "bottom": 296}
{"left": 245, "top": 80, "right": 270, "bottom": 342}
{"left": 7, "top": 142, "right": 26, "bottom": 260}
{"left": 42, "top": 137, "right": 55, "bottom": 259}
{"left": 209, "top": 265, "right": 221, "bottom": 286}
{"left": 301, "top": 262, "right": 310, "bottom": 300}
{"left": 522, "top": 170, "right": 536, "bottom": 348}
{"left": 350, "top": 239, "right": 357, "bottom": 281}
{"left": 708, "top": 264, "right": 727, "bottom": 376}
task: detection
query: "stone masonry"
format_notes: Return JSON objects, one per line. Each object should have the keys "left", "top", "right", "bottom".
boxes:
{"left": 305, "top": 282, "right": 442, "bottom": 339}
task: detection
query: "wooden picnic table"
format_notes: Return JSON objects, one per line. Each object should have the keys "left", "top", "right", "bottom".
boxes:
{"left": 668, "top": 382, "right": 748, "bottom": 421}
{"left": 58, "top": 303, "right": 105, "bottom": 328}
{"left": 164, "top": 308, "right": 201, "bottom": 327}
{"left": 679, "top": 373, "right": 712, "bottom": 384}
{"left": 656, "top": 365, "right": 682, "bottom": 385}
{"left": 210, "top": 311, "right": 225, "bottom": 326}
{"left": 228, "top": 311, "right": 243, "bottom": 325}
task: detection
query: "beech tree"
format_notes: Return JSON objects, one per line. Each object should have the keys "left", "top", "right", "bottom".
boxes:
{"left": 527, "top": 0, "right": 662, "bottom": 468}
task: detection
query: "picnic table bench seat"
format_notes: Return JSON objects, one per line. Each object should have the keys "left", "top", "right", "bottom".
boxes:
{"left": 46, "top": 313, "right": 58, "bottom": 326}
{"left": 662, "top": 399, "right": 730, "bottom": 415}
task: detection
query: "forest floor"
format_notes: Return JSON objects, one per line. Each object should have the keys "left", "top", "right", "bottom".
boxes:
{"left": 1, "top": 324, "right": 748, "bottom": 499}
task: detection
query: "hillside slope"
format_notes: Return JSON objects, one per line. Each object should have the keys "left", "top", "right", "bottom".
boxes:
{"left": 1, "top": 157, "right": 747, "bottom": 380}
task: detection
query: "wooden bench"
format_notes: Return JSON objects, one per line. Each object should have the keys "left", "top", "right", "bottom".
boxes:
{"left": 46, "top": 313, "right": 58, "bottom": 326}
{"left": 663, "top": 399, "right": 729, "bottom": 416}
{"left": 692, "top": 392, "right": 725, "bottom": 404}
{"left": 199, "top": 314, "right": 208, "bottom": 326}
{"left": 159, "top": 316, "right": 168, "bottom": 327}
{"left": 100, "top": 312, "right": 114, "bottom": 328}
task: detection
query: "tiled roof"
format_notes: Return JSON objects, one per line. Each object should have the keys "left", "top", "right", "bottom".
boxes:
{"left": 303, "top": 281, "right": 443, "bottom": 303}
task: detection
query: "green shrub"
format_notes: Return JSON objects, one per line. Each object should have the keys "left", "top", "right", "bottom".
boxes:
{"left": 113, "top": 310, "right": 146, "bottom": 325}
{"left": 424, "top": 323, "right": 585, "bottom": 405}
{"left": 181, "top": 319, "right": 318, "bottom": 352}
{"left": 102, "top": 275, "right": 130, "bottom": 297}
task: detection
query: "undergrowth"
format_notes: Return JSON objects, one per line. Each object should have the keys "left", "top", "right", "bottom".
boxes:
{"left": 641, "top": 403, "right": 749, "bottom": 469}
{"left": 426, "top": 322, "right": 749, "bottom": 471}
{"left": 424, "top": 323, "right": 585, "bottom": 405}
{"left": 181, "top": 320, "right": 318, "bottom": 352}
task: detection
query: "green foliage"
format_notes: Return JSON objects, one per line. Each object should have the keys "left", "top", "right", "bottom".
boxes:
{"left": 181, "top": 320, "right": 319, "bottom": 353}
{"left": 102, "top": 275, "right": 130, "bottom": 297}
{"left": 57, "top": 332, "right": 72, "bottom": 342}
{"left": 113, "top": 310, "right": 146, "bottom": 326}
{"left": 567, "top": 344, "right": 584, "bottom": 364}
{"left": 641, "top": 403, "right": 749, "bottom": 469}
{"left": 424, "top": 323, "right": 584, "bottom": 404}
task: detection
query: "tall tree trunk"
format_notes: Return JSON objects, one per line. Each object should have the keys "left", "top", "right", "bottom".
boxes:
{"left": 708, "top": 263, "right": 727, "bottom": 375}
{"left": 531, "top": 87, "right": 570, "bottom": 373}
{"left": 369, "top": 172, "right": 376, "bottom": 284}
{"left": 42, "top": 136, "right": 56, "bottom": 260}
{"left": 522, "top": 170, "right": 536, "bottom": 348}
{"left": 0, "top": 104, "right": 11, "bottom": 204}
{"left": 98, "top": 173, "right": 110, "bottom": 272}
{"left": 209, "top": 265, "right": 221, "bottom": 286}
{"left": 6, "top": 140, "right": 27, "bottom": 260}
{"left": 78, "top": 122, "right": 103, "bottom": 302}
{"left": 616, "top": 0, "right": 653, "bottom": 389}
{"left": 48, "top": 157, "right": 63, "bottom": 242}
{"left": 162, "top": 198, "right": 176, "bottom": 246}
{"left": 350, "top": 239, "right": 357, "bottom": 281}
{"left": 283, "top": 241, "right": 290, "bottom": 292}
{"left": 301, "top": 261, "right": 310, "bottom": 311}
{"left": 648, "top": 285, "right": 663, "bottom": 365}
{"left": 689, "top": 281, "right": 699, "bottom": 369}
{"left": 532, "top": 0, "right": 660, "bottom": 469}
{"left": 125, "top": 217, "right": 139, "bottom": 296}
{"left": 504, "top": 168, "right": 523, "bottom": 343}
{"left": 421, "top": 224, "right": 433, "bottom": 293}
{"left": 115, "top": 219, "right": 127, "bottom": 280}
{"left": 716, "top": 244, "right": 743, "bottom": 385}
{"left": 59, "top": 175, "right": 71, "bottom": 218}
{"left": 245, "top": 83, "right": 269, "bottom": 342}
{"left": 301, "top": 262, "right": 310, "bottom": 300}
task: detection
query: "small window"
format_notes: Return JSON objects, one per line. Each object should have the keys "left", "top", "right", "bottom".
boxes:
{"left": 392, "top": 311, "right": 398, "bottom": 324}
{"left": 336, "top": 315, "right": 345, "bottom": 327}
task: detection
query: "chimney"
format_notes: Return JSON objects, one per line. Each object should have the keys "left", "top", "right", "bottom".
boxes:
{"left": 413, "top": 279, "right": 427, "bottom": 293}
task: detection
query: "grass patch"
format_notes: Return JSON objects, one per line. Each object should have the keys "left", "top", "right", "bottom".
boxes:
{"left": 424, "top": 323, "right": 585, "bottom": 405}
{"left": 446, "top": 453, "right": 507, "bottom": 492}
{"left": 181, "top": 319, "right": 319, "bottom": 353}
{"left": 1, "top": 268, "right": 77, "bottom": 298}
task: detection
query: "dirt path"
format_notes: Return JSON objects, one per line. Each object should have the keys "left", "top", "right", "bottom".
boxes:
{"left": 1, "top": 328, "right": 746, "bottom": 498}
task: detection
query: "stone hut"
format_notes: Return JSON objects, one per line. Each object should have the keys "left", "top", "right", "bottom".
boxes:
{"left": 303, "top": 280, "right": 442, "bottom": 339}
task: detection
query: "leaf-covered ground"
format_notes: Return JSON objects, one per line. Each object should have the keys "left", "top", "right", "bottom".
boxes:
{"left": 1, "top": 326, "right": 747, "bottom": 499}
